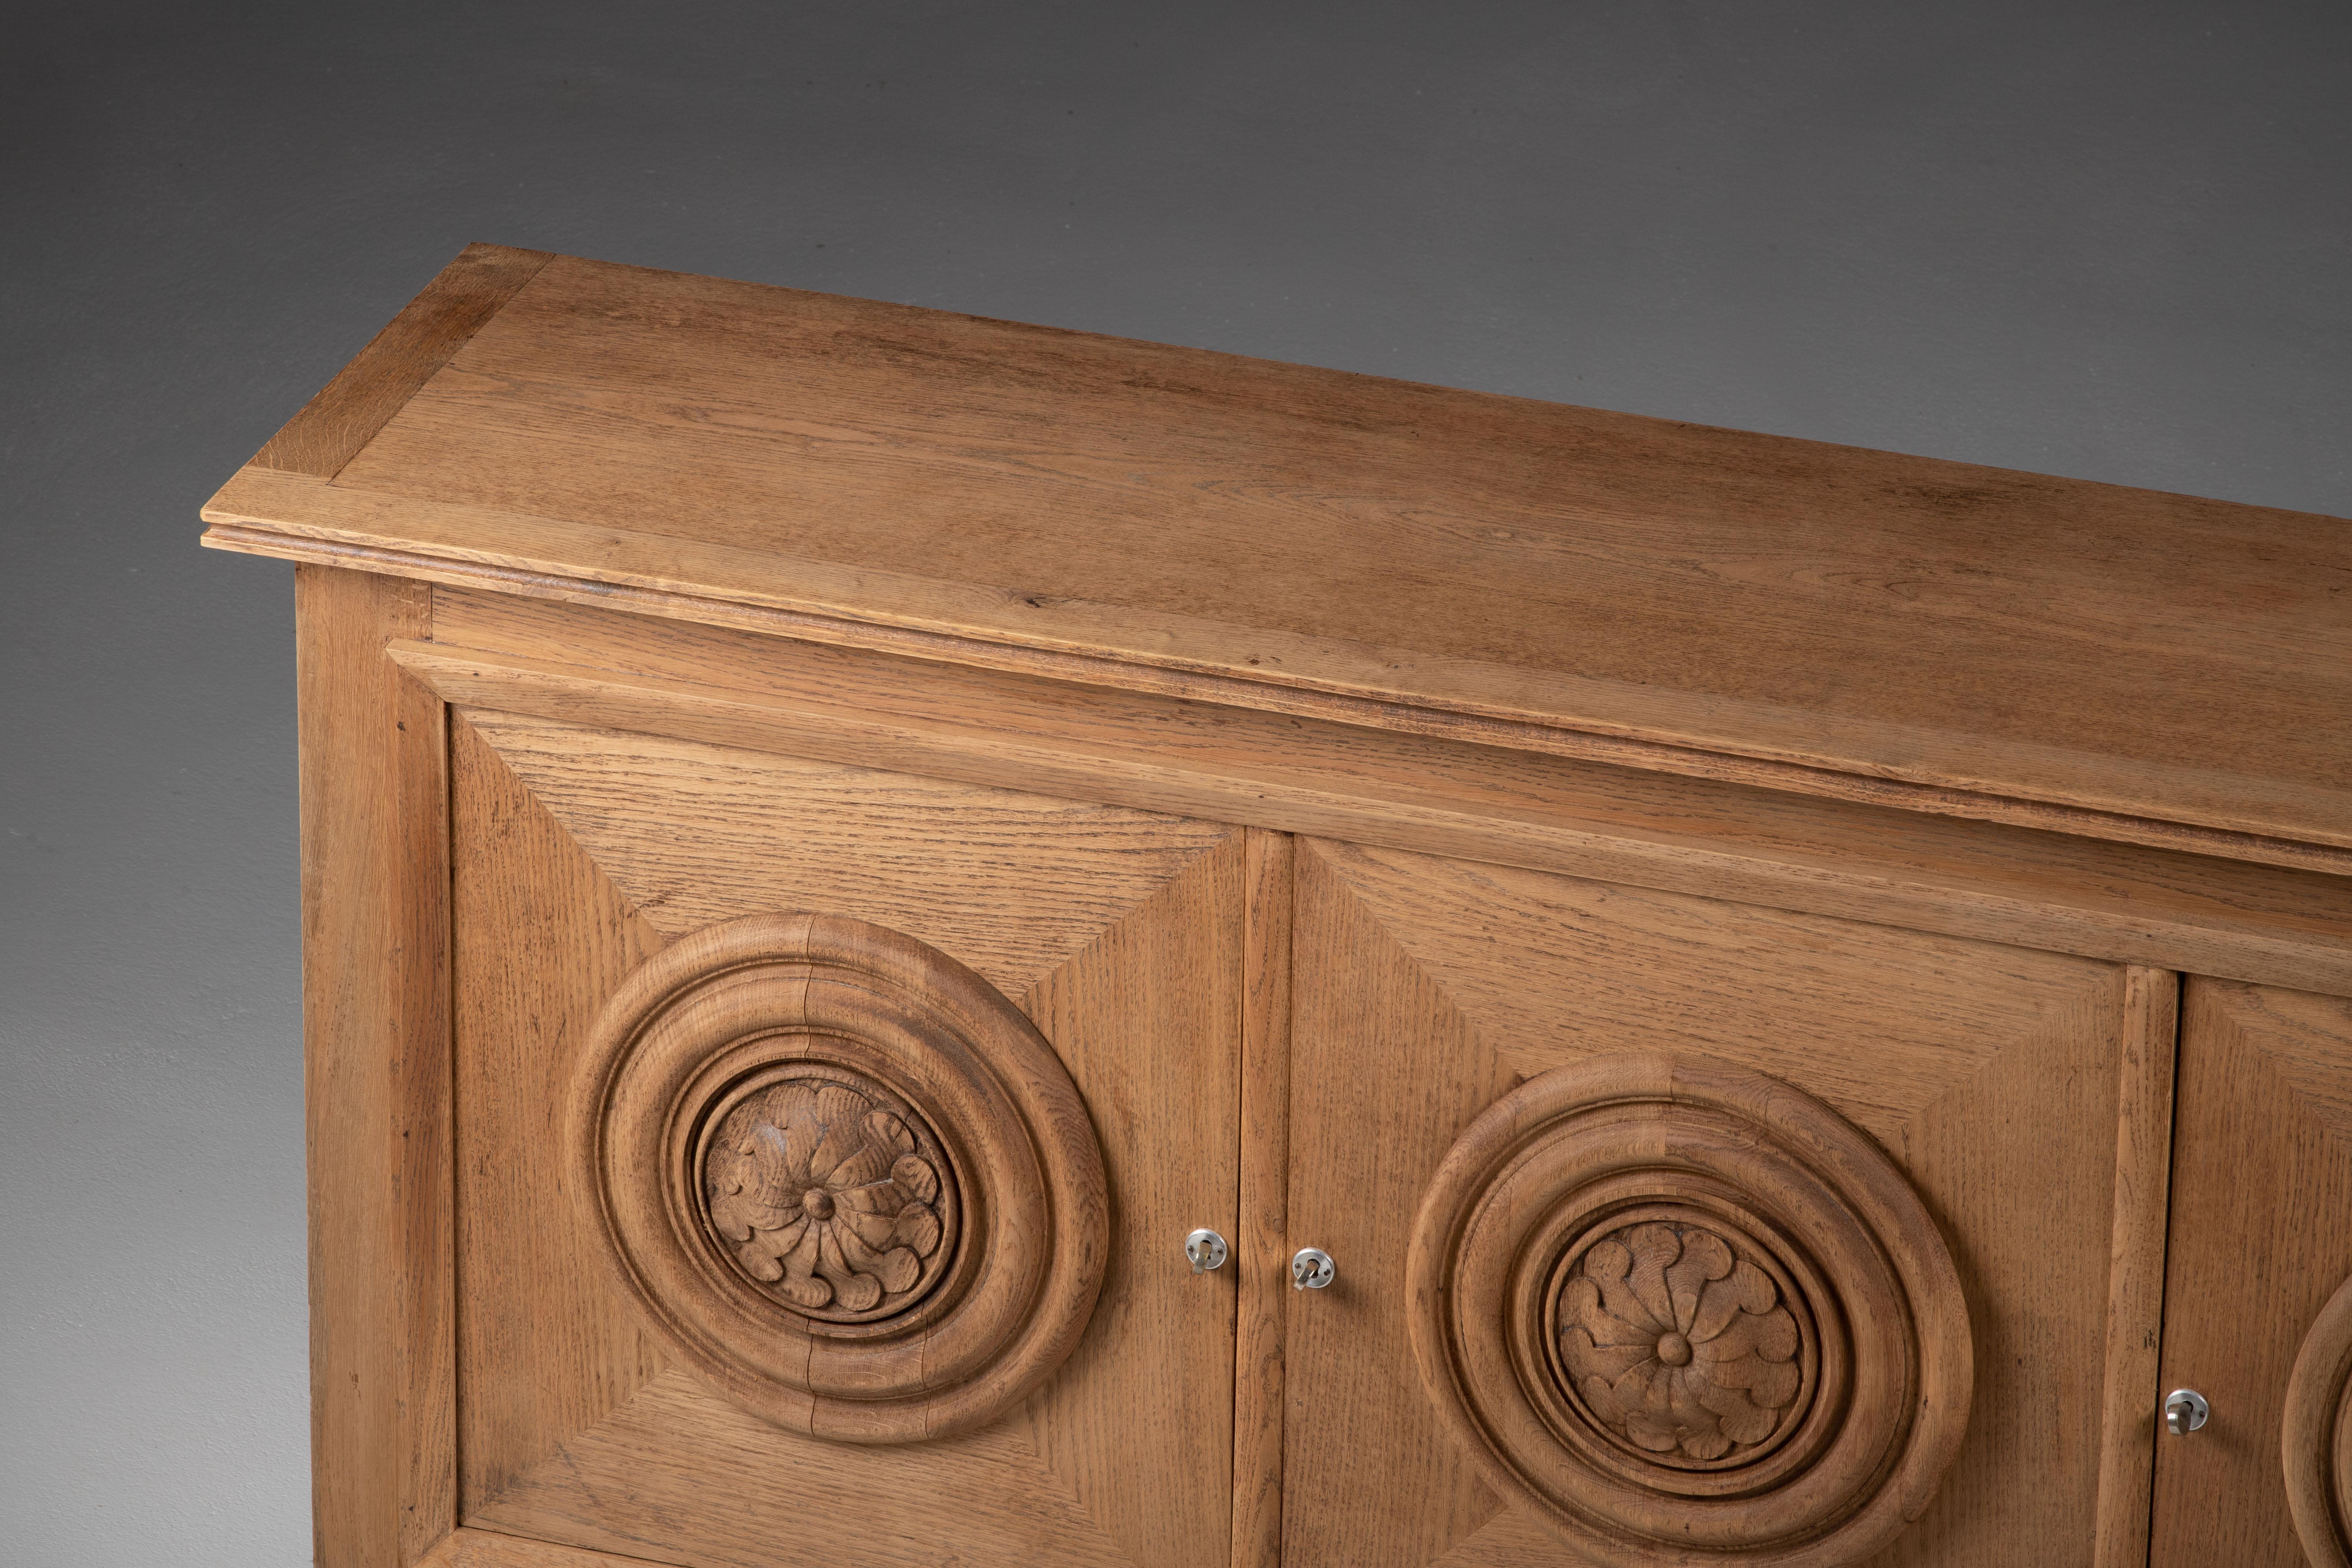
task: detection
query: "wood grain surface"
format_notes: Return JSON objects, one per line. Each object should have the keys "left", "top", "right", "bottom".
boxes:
{"left": 451, "top": 717, "right": 668, "bottom": 1511}
{"left": 256, "top": 244, "right": 551, "bottom": 479}
{"left": 230, "top": 247, "right": 2352, "bottom": 1565}
{"left": 1282, "top": 838, "right": 2148, "bottom": 1568}
{"left": 451, "top": 711, "right": 1244, "bottom": 1567}
{"left": 295, "top": 565, "right": 456, "bottom": 1567}
{"left": 202, "top": 249, "right": 2352, "bottom": 857}
{"left": 392, "top": 591, "right": 2352, "bottom": 992}
{"left": 567, "top": 911, "right": 1111, "bottom": 1442}
{"left": 2089, "top": 967, "right": 2180, "bottom": 1568}
{"left": 2152, "top": 981, "right": 2352, "bottom": 1568}
{"left": 1018, "top": 832, "right": 1246, "bottom": 1568}
{"left": 468, "top": 1371, "right": 1153, "bottom": 1568}
{"left": 1233, "top": 828, "right": 1295, "bottom": 1568}
{"left": 206, "top": 487, "right": 2352, "bottom": 881}
{"left": 2282, "top": 1271, "right": 2352, "bottom": 1568}
{"left": 1404, "top": 1052, "right": 1972, "bottom": 1566}
{"left": 417, "top": 1525, "right": 683, "bottom": 1568}
{"left": 456, "top": 706, "right": 1231, "bottom": 997}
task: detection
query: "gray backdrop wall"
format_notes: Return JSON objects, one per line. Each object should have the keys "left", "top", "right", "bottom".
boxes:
{"left": 5, "top": 3, "right": 2346, "bottom": 1562}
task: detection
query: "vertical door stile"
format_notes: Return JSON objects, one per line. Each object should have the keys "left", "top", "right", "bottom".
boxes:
{"left": 2091, "top": 967, "right": 2182, "bottom": 1568}
{"left": 1234, "top": 829, "right": 1296, "bottom": 1568}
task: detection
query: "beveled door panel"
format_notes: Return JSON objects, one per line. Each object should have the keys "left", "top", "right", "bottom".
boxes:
{"left": 1281, "top": 838, "right": 2168, "bottom": 1568}
{"left": 571, "top": 911, "right": 1111, "bottom": 1443}
{"left": 2153, "top": 980, "right": 2352, "bottom": 1568}
{"left": 451, "top": 709, "right": 1244, "bottom": 1568}
{"left": 1405, "top": 1054, "right": 1973, "bottom": 1566}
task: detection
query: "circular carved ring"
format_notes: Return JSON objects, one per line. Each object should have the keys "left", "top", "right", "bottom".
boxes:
{"left": 570, "top": 913, "right": 1108, "bottom": 1444}
{"left": 1407, "top": 1053, "right": 1972, "bottom": 1567}
{"left": 2286, "top": 1271, "right": 2352, "bottom": 1568}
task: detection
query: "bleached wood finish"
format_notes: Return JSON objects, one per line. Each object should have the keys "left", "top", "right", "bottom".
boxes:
{"left": 453, "top": 713, "right": 1243, "bottom": 1567}
{"left": 203, "top": 250, "right": 2352, "bottom": 864}
{"left": 450, "top": 719, "right": 666, "bottom": 1509}
{"left": 2089, "top": 967, "right": 2182, "bottom": 1568}
{"left": 209, "top": 245, "right": 2352, "bottom": 1568}
{"left": 416, "top": 1527, "right": 672, "bottom": 1568}
{"left": 1282, "top": 838, "right": 2154, "bottom": 1568}
{"left": 1234, "top": 829, "right": 1296, "bottom": 1568}
{"left": 394, "top": 591, "right": 2352, "bottom": 994}
{"left": 569, "top": 912, "right": 1111, "bottom": 1443}
{"left": 2153, "top": 982, "right": 2352, "bottom": 1568}
{"left": 1017, "top": 832, "right": 1246, "bottom": 1568}
{"left": 1407, "top": 1053, "right": 1972, "bottom": 1566}
{"left": 453, "top": 705, "right": 1230, "bottom": 995}
{"left": 296, "top": 565, "right": 455, "bottom": 1568}
{"left": 257, "top": 245, "right": 551, "bottom": 479}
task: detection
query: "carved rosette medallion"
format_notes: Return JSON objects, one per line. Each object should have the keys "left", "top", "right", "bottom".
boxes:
{"left": 698, "top": 1070, "right": 959, "bottom": 1322}
{"left": 571, "top": 913, "right": 1108, "bottom": 1444}
{"left": 1550, "top": 1216, "right": 1813, "bottom": 1468}
{"left": 2285, "top": 1270, "right": 2352, "bottom": 1568}
{"left": 1407, "top": 1053, "right": 1972, "bottom": 1568}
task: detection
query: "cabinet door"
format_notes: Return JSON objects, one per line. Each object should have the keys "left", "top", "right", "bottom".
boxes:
{"left": 2153, "top": 979, "right": 2352, "bottom": 1568}
{"left": 1279, "top": 838, "right": 2168, "bottom": 1568}
{"left": 448, "top": 710, "right": 1243, "bottom": 1568}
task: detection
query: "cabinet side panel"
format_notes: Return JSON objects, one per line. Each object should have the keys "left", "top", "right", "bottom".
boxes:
{"left": 2152, "top": 980, "right": 2352, "bottom": 1568}
{"left": 296, "top": 564, "right": 454, "bottom": 1566}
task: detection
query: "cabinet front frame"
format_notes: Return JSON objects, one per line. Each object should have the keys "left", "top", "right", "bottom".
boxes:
{"left": 298, "top": 570, "right": 2352, "bottom": 1568}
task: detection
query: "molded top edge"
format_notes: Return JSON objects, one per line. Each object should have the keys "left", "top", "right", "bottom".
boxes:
{"left": 201, "top": 245, "right": 2352, "bottom": 861}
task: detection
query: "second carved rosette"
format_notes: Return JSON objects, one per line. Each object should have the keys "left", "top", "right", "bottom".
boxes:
{"left": 1407, "top": 1053, "right": 1972, "bottom": 1567}
{"left": 2285, "top": 1270, "right": 2352, "bottom": 1568}
{"left": 571, "top": 913, "right": 1108, "bottom": 1444}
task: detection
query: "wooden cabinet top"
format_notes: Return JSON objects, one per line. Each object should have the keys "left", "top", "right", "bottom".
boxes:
{"left": 202, "top": 243, "right": 2351, "bottom": 862}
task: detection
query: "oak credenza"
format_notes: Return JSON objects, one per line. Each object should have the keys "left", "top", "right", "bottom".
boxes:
{"left": 202, "top": 244, "right": 2352, "bottom": 1568}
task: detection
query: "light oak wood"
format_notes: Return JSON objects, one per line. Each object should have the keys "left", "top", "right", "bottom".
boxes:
{"left": 2283, "top": 1272, "right": 2352, "bottom": 1568}
{"left": 569, "top": 912, "right": 1110, "bottom": 1442}
{"left": 296, "top": 565, "right": 455, "bottom": 1568}
{"left": 208, "top": 246, "right": 2352, "bottom": 1568}
{"left": 451, "top": 712, "right": 1243, "bottom": 1567}
{"left": 1281, "top": 843, "right": 1500, "bottom": 1568}
{"left": 450, "top": 718, "right": 666, "bottom": 1510}
{"left": 2152, "top": 981, "right": 2352, "bottom": 1568}
{"left": 1233, "top": 828, "right": 1295, "bottom": 1568}
{"left": 204, "top": 461, "right": 2352, "bottom": 877}
{"left": 1017, "top": 831, "right": 1246, "bottom": 1568}
{"left": 1406, "top": 1053, "right": 1972, "bottom": 1566}
{"left": 467, "top": 1370, "right": 1162, "bottom": 1568}
{"left": 210, "top": 493, "right": 2352, "bottom": 881}
{"left": 203, "top": 250, "right": 2352, "bottom": 859}
{"left": 390, "top": 591, "right": 2352, "bottom": 991}
{"left": 257, "top": 244, "right": 551, "bottom": 479}
{"left": 1282, "top": 837, "right": 2150, "bottom": 1568}
{"left": 455, "top": 705, "right": 1231, "bottom": 997}
{"left": 2090, "top": 967, "right": 2179, "bottom": 1568}
{"left": 418, "top": 1526, "right": 680, "bottom": 1568}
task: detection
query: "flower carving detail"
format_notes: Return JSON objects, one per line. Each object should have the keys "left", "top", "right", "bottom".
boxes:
{"left": 703, "top": 1077, "right": 952, "bottom": 1320}
{"left": 1557, "top": 1222, "right": 1803, "bottom": 1463}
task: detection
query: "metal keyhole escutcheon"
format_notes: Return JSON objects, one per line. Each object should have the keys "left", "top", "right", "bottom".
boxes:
{"left": 1292, "top": 1246, "right": 1335, "bottom": 1290}
{"left": 2164, "top": 1388, "right": 2209, "bottom": 1436}
{"left": 1184, "top": 1228, "right": 1228, "bottom": 1274}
